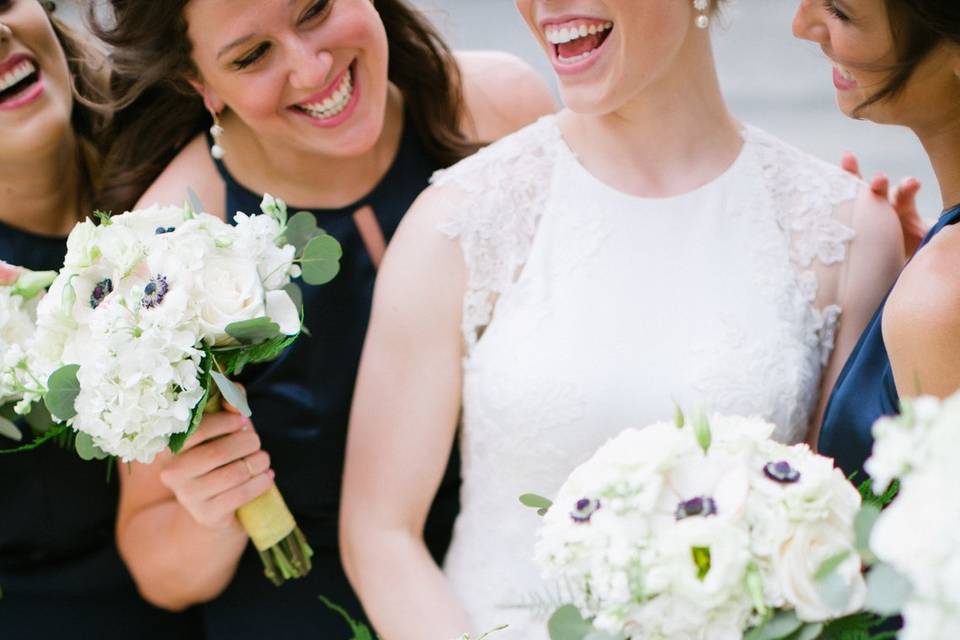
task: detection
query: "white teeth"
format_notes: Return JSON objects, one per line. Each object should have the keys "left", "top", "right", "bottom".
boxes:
{"left": 835, "top": 65, "right": 854, "bottom": 81}
{"left": 299, "top": 68, "right": 354, "bottom": 120}
{"left": 545, "top": 21, "right": 613, "bottom": 45}
{"left": 0, "top": 60, "right": 37, "bottom": 94}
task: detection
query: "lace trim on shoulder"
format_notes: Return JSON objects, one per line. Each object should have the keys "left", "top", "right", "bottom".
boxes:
{"left": 431, "top": 116, "right": 569, "bottom": 352}
{"left": 745, "top": 125, "right": 858, "bottom": 364}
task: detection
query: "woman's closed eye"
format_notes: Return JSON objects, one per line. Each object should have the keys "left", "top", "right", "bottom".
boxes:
{"left": 822, "top": 0, "right": 851, "bottom": 22}
{"left": 233, "top": 42, "right": 271, "bottom": 70}
{"left": 299, "top": 0, "right": 332, "bottom": 25}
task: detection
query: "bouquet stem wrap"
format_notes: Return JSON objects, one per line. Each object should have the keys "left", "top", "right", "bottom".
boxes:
{"left": 206, "top": 393, "right": 313, "bottom": 586}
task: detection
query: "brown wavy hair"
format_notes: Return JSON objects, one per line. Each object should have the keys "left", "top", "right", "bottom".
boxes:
{"left": 92, "top": 0, "right": 478, "bottom": 213}
{"left": 47, "top": 10, "right": 110, "bottom": 216}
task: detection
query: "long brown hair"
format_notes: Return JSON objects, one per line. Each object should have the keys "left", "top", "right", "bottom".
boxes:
{"left": 48, "top": 11, "right": 109, "bottom": 216}
{"left": 93, "top": 0, "right": 478, "bottom": 213}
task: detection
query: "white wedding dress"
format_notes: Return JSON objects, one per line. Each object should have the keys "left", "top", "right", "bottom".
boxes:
{"left": 432, "top": 115, "right": 860, "bottom": 639}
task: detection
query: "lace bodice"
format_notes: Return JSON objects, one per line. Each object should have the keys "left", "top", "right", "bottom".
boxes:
{"left": 433, "top": 116, "right": 860, "bottom": 639}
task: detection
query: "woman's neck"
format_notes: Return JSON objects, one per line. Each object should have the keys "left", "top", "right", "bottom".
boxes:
{"left": 0, "top": 134, "right": 82, "bottom": 237}
{"left": 915, "top": 117, "right": 960, "bottom": 212}
{"left": 217, "top": 87, "right": 405, "bottom": 209}
{"left": 559, "top": 36, "right": 742, "bottom": 198}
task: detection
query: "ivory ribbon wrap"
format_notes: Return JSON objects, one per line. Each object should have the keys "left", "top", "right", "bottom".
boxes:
{"left": 237, "top": 485, "right": 297, "bottom": 551}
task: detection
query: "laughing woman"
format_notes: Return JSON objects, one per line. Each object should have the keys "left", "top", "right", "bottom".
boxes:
{"left": 340, "top": 0, "right": 908, "bottom": 638}
{"left": 0, "top": 1, "right": 202, "bottom": 637}
{"left": 90, "top": 0, "right": 555, "bottom": 636}
{"left": 794, "top": 1, "right": 960, "bottom": 476}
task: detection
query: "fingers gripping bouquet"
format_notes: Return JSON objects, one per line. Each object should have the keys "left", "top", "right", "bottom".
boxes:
{"left": 0, "top": 264, "right": 57, "bottom": 442}
{"left": 17, "top": 194, "right": 342, "bottom": 586}
{"left": 528, "top": 411, "right": 873, "bottom": 640}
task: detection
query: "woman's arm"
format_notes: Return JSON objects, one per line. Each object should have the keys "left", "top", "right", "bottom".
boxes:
{"left": 340, "top": 185, "right": 471, "bottom": 639}
{"left": 808, "top": 187, "right": 905, "bottom": 447}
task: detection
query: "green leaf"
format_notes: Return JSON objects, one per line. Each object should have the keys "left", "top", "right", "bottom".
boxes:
{"left": 285, "top": 211, "right": 324, "bottom": 256}
{"left": 300, "top": 235, "right": 342, "bottom": 286}
{"left": 854, "top": 505, "right": 881, "bottom": 562}
{"left": 792, "top": 623, "right": 824, "bottom": 640}
{"left": 318, "top": 595, "right": 376, "bottom": 640}
{"left": 74, "top": 431, "right": 109, "bottom": 461}
{"left": 0, "top": 416, "right": 22, "bottom": 442}
{"left": 745, "top": 610, "right": 802, "bottom": 640}
{"left": 213, "top": 332, "right": 298, "bottom": 377}
{"left": 169, "top": 350, "right": 212, "bottom": 455}
{"left": 44, "top": 364, "right": 81, "bottom": 421}
{"left": 815, "top": 549, "right": 852, "bottom": 581}
{"left": 520, "top": 493, "right": 553, "bottom": 516}
{"left": 284, "top": 282, "right": 304, "bottom": 314}
{"left": 13, "top": 270, "right": 57, "bottom": 300}
{"left": 548, "top": 605, "right": 594, "bottom": 640}
{"left": 865, "top": 562, "right": 912, "bottom": 616}
{"left": 211, "top": 371, "right": 251, "bottom": 417}
{"left": 225, "top": 316, "right": 281, "bottom": 345}
{"left": 24, "top": 402, "right": 55, "bottom": 433}
{"left": 692, "top": 546, "right": 711, "bottom": 580}
{"left": 186, "top": 187, "right": 205, "bottom": 217}
{"left": 93, "top": 210, "right": 112, "bottom": 225}
{"left": 817, "top": 571, "right": 853, "bottom": 614}
{"left": 0, "top": 424, "right": 68, "bottom": 455}
{"left": 694, "top": 410, "right": 712, "bottom": 454}
{"left": 674, "top": 403, "right": 685, "bottom": 428}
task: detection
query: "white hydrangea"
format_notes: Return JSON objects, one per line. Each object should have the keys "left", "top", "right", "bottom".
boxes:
{"left": 28, "top": 197, "right": 302, "bottom": 462}
{"left": 866, "top": 393, "right": 960, "bottom": 640}
{"left": 535, "top": 415, "right": 865, "bottom": 639}
{"left": 0, "top": 285, "right": 42, "bottom": 404}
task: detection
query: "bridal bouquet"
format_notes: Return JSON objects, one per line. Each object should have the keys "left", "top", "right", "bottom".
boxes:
{"left": 528, "top": 411, "right": 873, "bottom": 640}
{"left": 16, "top": 194, "right": 341, "bottom": 585}
{"left": 0, "top": 264, "right": 57, "bottom": 441}
{"left": 860, "top": 393, "right": 960, "bottom": 639}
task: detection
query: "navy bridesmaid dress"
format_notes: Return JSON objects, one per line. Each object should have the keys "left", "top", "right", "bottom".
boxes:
{"left": 819, "top": 204, "right": 960, "bottom": 479}
{"left": 0, "top": 220, "right": 204, "bottom": 640}
{"left": 200, "top": 118, "right": 462, "bottom": 638}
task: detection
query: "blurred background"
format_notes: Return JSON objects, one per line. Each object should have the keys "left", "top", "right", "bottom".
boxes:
{"left": 60, "top": 0, "right": 941, "bottom": 217}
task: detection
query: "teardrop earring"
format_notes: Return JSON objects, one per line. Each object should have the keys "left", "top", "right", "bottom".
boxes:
{"left": 210, "top": 112, "right": 225, "bottom": 160}
{"left": 694, "top": 0, "right": 710, "bottom": 29}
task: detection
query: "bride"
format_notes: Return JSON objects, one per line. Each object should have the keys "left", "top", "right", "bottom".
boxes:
{"left": 340, "top": 0, "right": 904, "bottom": 637}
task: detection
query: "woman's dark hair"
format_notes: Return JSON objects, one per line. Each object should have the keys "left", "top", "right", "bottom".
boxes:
{"left": 860, "top": 1, "right": 960, "bottom": 111}
{"left": 92, "top": 0, "right": 478, "bottom": 213}
{"left": 48, "top": 12, "right": 110, "bottom": 216}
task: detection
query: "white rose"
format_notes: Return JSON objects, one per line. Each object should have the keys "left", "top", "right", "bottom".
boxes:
{"left": 776, "top": 520, "right": 866, "bottom": 621}
{"left": 63, "top": 219, "right": 98, "bottom": 269}
{"left": 194, "top": 255, "right": 268, "bottom": 345}
{"left": 95, "top": 224, "right": 146, "bottom": 275}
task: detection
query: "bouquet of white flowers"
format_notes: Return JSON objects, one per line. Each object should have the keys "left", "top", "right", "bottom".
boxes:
{"left": 0, "top": 263, "right": 57, "bottom": 442}
{"left": 861, "top": 393, "right": 960, "bottom": 639}
{"left": 15, "top": 193, "right": 341, "bottom": 586}
{"left": 528, "top": 411, "right": 874, "bottom": 640}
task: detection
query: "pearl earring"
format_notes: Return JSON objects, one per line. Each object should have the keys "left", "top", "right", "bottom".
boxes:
{"left": 694, "top": 0, "right": 710, "bottom": 29}
{"left": 210, "top": 112, "right": 225, "bottom": 160}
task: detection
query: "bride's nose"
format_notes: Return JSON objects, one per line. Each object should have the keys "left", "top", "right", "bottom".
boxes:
{"left": 288, "top": 41, "right": 335, "bottom": 91}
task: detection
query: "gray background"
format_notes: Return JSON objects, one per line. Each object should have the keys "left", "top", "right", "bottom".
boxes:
{"left": 60, "top": 0, "right": 941, "bottom": 217}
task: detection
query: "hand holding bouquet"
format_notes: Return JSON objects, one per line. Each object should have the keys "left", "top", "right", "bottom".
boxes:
{"left": 16, "top": 194, "right": 341, "bottom": 585}
{"left": 528, "top": 411, "right": 873, "bottom": 640}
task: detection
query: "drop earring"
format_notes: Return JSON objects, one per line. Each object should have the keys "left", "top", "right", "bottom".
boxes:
{"left": 694, "top": 0, "right": 710, "bottom": 29}
{"left": 210, "top": 112, "right": 225, "bottom": 160}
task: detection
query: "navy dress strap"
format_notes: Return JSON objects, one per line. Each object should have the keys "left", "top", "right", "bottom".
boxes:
{"left": 201, "top": 119, "right": 461, "bottom": 638}
{"left": 0, "top": 220, "right": 204, "bottom": 639}
{"left": 819, "top": 205, "right": 960, "bottom": 479}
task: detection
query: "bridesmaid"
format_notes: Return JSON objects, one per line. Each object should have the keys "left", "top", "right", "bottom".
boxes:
{"left": 0, "top": 1, "right": 202, "bottom": 637}
{"left": 91, "top": 0, "right": 556, "bottom": 636}
{"left": 794, "top": 0, "right": 960, "bottom": 477}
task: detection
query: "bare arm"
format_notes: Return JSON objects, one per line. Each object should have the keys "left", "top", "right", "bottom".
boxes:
{"left": 808, "top": 187, "right": 905, "bottom": 448}
{"left": 340, "top": 185, "right": 471, "bottom": 639}
{"left": 455, "top": 50, "right": 557, "bottom": 144}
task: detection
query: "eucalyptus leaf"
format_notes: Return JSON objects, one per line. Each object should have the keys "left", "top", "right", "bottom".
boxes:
{"left": 817, "top": 571, "right": 853, "bottom": 614}
{"left": 520, "top": 493, "right": 553, "bottom": 516}
{"left": 854, "top": 505, "right": 881, "bottom": 561}
{"left": 286, "top": 211, "right": 324, "bottom": 256}
{"left": 44, "top": 364, "right": 81, "bottom": 421}
{"left": 225, "top": 316, "right": 281, "bottom": 344}
{"left": 24, "top": 402, "right": 54, "bottom": 433}
{"left": 0, "top": 416, "right": 22, "bottom": 442}
{"left": 792, "top": 623, "right": 824, "bottom": 640}
{"left": 815, "top": 549, "right": 852, "bottom": 581}
{"left": 548, "top": 605, "right": 594, "bottom": 640}
{"left": 865, "top": 562, "right": 913, "bottom": 616}
{"left": 211, "top": 371, "right": 251, "bottom": 417}
{"left": 301, "top": 235, "right": 342, "bottom": 285}
{"left": 75, "top": 431, "right": 109, "bottom": 461}
{"left": 744, "top": 610, "right": 802, "bottom": 640}
{"left": 186, "top": 187, "right": 205, "bottom": 217}
{"left": 284, "top": 282, "right": 304, "bottom": 314}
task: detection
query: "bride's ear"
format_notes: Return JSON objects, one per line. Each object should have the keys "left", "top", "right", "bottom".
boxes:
{"left": 188, "top": 77, "right": 225, "bottom": 114}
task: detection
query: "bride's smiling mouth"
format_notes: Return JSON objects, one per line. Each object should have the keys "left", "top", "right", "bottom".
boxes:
{"left": 543, "top": 18, "right": 614, "bottom": 75}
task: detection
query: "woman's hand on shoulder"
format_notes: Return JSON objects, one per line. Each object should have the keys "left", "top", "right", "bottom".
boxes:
{"left": 134, "top": 133, "right": 226, "bottom": 219}
{"left": 455, "top": 50, "right": 558, "bottom": 144}
{"left": 885, "top": 224, "right": 960, "bottom": 399}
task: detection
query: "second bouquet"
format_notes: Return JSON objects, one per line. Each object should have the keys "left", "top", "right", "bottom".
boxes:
{"left": 14, "top": 193, "right": 341, "bottom": 586}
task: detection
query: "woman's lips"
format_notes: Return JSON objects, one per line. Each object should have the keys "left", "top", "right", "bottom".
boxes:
{"left": 833, "top": 65, "right": 857, "bottom": 91}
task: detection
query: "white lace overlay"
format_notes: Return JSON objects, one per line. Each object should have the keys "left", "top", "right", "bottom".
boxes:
{"left": 435, "top": 116, "right": 861, "bottom": 639}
